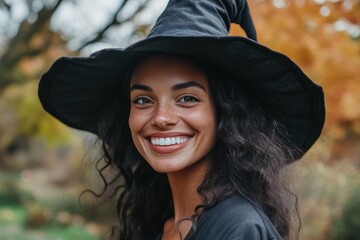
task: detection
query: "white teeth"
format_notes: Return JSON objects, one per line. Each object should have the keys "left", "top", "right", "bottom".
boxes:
{"left": 150, "top": 136, "right": 190, "bottom": 146}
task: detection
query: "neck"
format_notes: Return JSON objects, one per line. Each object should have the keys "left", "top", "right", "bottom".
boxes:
{"left": 167, "top": 157, "right": 210, "bottom": 223}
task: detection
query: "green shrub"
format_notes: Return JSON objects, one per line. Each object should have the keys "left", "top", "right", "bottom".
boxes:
{"left": 330, "top": 186, "right": 360, "bottom": 240}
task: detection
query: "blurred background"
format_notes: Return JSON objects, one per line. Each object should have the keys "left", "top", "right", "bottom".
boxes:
{"left": 0, "top": 0, "right": 359, "bottom": 239}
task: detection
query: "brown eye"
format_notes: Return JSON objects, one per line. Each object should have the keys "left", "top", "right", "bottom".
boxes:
{"left": 133, "top": 97, "right": 152, "bottom": 105}
{"left": 179, "top": 96, "right": 199, "bottom": 103}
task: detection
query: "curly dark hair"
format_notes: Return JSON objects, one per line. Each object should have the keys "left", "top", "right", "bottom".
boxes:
{"left": 92, "top": 56, "right": 300, "bottom": 240}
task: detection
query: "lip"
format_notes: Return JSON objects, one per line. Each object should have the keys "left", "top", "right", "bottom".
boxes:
{"left": 145, "top": 132, "right": 193, "bottom": 154}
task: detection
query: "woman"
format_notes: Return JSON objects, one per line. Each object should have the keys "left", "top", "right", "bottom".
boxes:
{"left": 114, "top": 53, "right": 296, "bottom": 239}
{"left": 38, "top": 0, "right": 325, "bottom": 239}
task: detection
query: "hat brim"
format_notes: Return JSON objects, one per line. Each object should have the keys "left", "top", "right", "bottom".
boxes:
{"left": 38, "top": 36, "right": 325, "bottom": 161}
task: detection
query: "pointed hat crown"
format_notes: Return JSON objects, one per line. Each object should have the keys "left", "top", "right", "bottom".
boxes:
{"left": 147, "top": 0, "right": 257, "bottom": 40}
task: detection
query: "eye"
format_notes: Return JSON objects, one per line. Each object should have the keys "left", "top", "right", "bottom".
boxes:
{"left": 179, "top": 95, "right": 199, "bottom": 103}
{"left": 132, "top": 97, "right": 152, "bottom": 105}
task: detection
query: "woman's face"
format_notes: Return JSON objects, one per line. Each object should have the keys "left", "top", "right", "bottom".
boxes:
{"left": 129, "top": 55, "right": 216, "bottom": 173}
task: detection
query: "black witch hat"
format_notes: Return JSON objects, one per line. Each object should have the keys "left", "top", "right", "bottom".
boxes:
{"left": 38, "top": 0, "right": 325, "bottom": 161}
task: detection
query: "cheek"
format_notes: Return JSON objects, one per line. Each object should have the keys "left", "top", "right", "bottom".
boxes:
{"left": 129, "top": 109, "right": 147, "bottom": 134}
{"left": 128, "top": 110, "right": 136, "bottom": 133}
{"left": 128, "top": 109, "right": 148, "bottom": 153}
{"left": 185, "top": 106, "right": 216, "bottom": 133}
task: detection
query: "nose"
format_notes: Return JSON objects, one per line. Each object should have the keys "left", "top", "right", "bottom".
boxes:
{"left": 151, "top": 102, "right": 178, "bottom": 128}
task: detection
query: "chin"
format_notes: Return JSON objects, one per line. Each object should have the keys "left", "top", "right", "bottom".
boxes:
{"left": 149, "top": 159, "right": 187, "bottom": 174}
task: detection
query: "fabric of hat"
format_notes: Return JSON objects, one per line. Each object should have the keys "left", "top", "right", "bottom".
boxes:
{"left": 38, "top": 0, "right": 325, "bottom": 162}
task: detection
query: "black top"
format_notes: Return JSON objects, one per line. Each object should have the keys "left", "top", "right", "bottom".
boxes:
{"left": 155, "top": 195, "right": 283, "bottom": 240}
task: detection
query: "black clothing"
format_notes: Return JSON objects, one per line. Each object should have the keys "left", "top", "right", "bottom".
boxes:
{"left": 155, "top": 195, "right": 282, "bottom": 240}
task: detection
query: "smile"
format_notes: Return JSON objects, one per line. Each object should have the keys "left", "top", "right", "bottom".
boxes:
{"left": 150, "top": 137, "right": 190, "bottom": 146}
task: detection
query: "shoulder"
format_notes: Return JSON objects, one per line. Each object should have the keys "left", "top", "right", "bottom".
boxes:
{"left": 188, "top": 195, "right": 283, "bottom": 240}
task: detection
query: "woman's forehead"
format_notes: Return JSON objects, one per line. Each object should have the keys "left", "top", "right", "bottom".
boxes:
{"left": 130, "top": 54, "right": 209, "bottom": 87}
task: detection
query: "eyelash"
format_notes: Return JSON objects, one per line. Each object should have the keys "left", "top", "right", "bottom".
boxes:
{"left": 132, "top": 97, "right": 152, "bottom": 105}
{"left": 178, "top": 95, "right": 199, "bottom": 103}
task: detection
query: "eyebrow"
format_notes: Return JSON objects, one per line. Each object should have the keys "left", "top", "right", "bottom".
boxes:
{"left": 171, "top": 81, "right": 206, "bottom": 92}
{"left": 130, "top": 84, "right": 152, "bottom": 92}
{"left": 130, "top": 81, "right": 206, "bottom": 92}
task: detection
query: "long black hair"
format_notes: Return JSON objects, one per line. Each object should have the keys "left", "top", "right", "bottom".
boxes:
{"left": 92, "top": 56, "right": 300, "bottom": 240}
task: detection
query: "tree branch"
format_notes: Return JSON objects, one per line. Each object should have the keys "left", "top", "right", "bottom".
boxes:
{"left": 76, "top": 0, "right": 147, "bottom": 51}
{"left": 0, "top": 0, "right": 64, "bottom": 92}
{"left": 0, "top": 0, "right": 64, "bottom": 75}
{"left": 0, "top": 0, "right": 11, "bottom": 11}
{"left": 21, "top": 0, "right": 64, "bottom": 44}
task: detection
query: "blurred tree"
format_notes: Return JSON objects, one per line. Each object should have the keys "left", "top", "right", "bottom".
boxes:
{"left": 0, "top": 0, "right": 157, "bottom": 91}
{"left": 0, "top": 0, "right": 163, "bottom": 167}
{"left": 232, "top": 0, "right": 360, "bottom": 163}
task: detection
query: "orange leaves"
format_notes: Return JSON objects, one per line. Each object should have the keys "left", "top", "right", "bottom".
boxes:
{"left": 230, "top": 0, "right": 360, "bottom": 140}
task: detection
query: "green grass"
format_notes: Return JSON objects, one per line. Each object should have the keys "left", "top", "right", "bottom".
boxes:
{"left": 44, "top": 226, "right": 99, "bottom": 240}
{"left": 0, "top": 206, "right": 27, "bottom": 226}
{"left": 0, "top": 205, "right": 100, "bottom": 240}
{"left": 0, "top": 226, "right": 99, "bottom": 240}
{"left": 0, "top": 169, "right": 105, "bottom": 239}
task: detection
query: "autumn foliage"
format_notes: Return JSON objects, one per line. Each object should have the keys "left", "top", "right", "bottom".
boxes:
{"left": 232, "top": 0, "right": 360, "bottom": 147}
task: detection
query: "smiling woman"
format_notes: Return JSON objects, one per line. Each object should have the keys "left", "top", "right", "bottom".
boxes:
{"left": 38, "top": 0, "right": 325, "bottom": 240}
